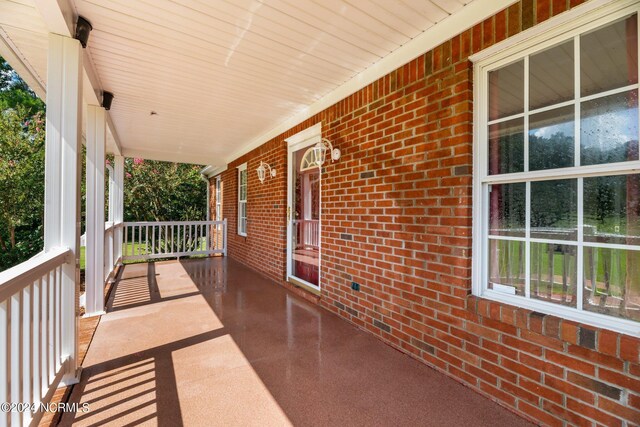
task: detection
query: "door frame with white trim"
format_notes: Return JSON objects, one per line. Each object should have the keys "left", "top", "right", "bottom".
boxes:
{"left": 285, "top": 123, "right": 323, "bottom": 293}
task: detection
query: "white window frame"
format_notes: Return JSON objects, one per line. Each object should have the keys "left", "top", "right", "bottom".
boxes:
{"left": 471, "top": 0, "right": 640, "bottom": 337}
{"left": 215, "top": 175, "right": 222, "bottom": 221}
{"left": 237, "top": 163, "right": 247, "bottom": 236}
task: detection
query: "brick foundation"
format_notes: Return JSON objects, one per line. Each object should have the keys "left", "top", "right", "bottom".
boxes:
{"left": 210, "top": 1, "right": 640, "bottom": 425}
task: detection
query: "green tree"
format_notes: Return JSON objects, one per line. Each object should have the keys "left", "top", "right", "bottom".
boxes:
{"left": 0, "top": 56, "right": 46, "bottom": 270}
{"left": 124, "top": 158, "right": 206, "bottom": 222}
{"left": 0, "top": 58, "right": 45, "bottom": 115}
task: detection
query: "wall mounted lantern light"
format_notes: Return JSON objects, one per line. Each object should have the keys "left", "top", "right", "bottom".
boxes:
{"left": 256, "top": 161, "right": 276, "bottom": 183}
{"left": 74, "top": 16, "right": 93, "bottom": 48}
{"left": 312, "top": 138, "right": 341, "bottom": 168}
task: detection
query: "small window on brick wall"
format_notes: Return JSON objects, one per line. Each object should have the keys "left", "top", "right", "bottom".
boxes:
{"left": 472, "top": 3, "right": 640, "bottom": 336}
{"left": 215, "top": 175, "right": 222, "bottom": 221}
{"left": 238, "top": 163, "right": 247, "bottom": 236}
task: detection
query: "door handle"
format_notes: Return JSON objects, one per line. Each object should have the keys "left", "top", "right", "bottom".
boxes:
{"left": 287, "top": 206, "right": 291, "bottom": 221}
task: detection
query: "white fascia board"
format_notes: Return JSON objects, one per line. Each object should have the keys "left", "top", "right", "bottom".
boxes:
{"left": 200, "top": 165, "right": 228, "bottom": 178}
{"left": 200, "top": 165, "right": 214, "bottom": 175}
{"left": 0, "top": 28, "right": 46, "bottom": 99}
{"left": 105, "top": 114, "right": 122, "bottom": 156}
{"left": 225, "top": 0, "right": 516, "bottom": 164}
{"left": 82, "top": 50, "right": 101, "bottom": 106}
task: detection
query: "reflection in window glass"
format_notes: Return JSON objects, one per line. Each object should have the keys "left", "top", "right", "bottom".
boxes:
{"left": 584, "top": 247, "right": 640, "bottom": 322}
{"left": 489, "top": 60, "right": 524, "bottom": 121}
{"left": 584, "top": 174, "right": 640, "bottom": 245}
{"left": 240, "top": 203, "right": 246, "bottom": 231}
{"left": 489, "top": 118, "right": 524, "bottom": 174}
{"left": 581, "top": 90, "right": 639, "bottom": 166}
{"left": 489, "top": 239, "right": 525, "bottom": 295}
{"left": 530, "top": 243, "right": 578, "bottom": 307}
{"left": 581, "top": 15, "right": 638, "bottom": 97}
{"left": 489, "top": 183, "right": 526, "bottom": 237}
{"left": 530, "top": 40, "right": 574, "bottom": 110}
{"left": 530, "top": 243, "right": 577, "bottom": 307}
{"left": 529, "top": 106, "right": 574, "bottom": 170}
{"left": 481, "top": 11, "right": 640, "bottom": 330}
{"left": 531, "top": 179, "right": 577, "bottom": 240}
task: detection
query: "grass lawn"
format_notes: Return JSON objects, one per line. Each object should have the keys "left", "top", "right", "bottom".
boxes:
{"left": 80, "top": 243, "right": 147, "bottom": 270}
{"left": 80, "top": 239, "right": 210, "bottom": 271}
{"left": 495, "top": 240, "right": 637, "bottom": 298}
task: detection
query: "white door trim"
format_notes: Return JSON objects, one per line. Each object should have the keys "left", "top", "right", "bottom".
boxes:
{"left": 286, "top": 124, "right": 322, "bottom": 291}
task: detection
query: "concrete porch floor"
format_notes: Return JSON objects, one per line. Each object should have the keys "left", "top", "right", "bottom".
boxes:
{"left": 60, "top": 257, "right": 532, "bottom": 426}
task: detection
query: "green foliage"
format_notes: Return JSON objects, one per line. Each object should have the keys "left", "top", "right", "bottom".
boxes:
{"left": 0, "top": 56, "right": 46, "bottom": 271}
{"left": 123, "top": 158, "right": 206, "bottom": 222}
{"left": 0, "top": 58, "right": 45, "bottom": 116}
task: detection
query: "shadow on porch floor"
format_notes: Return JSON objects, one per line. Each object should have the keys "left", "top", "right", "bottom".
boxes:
{"left": 59, "top": 257, "right": 531, "bottom": 426}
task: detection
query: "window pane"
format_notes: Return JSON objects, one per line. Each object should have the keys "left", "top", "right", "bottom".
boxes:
{"left": 530, "top": 40, "right": 574, "bottom": 110}
{"left": 531, "top": 179, "right": 578, "bottom": 240}
{"left": 581, "top": 90, "right": 639, "bottom": 166}
{"left": 488, "top": 239, "right": 525, "bottom": 296}
{"left": 489, "top": 183, "right": 526, "bottom": 237}
{"left": 581, "top": 15, "right": 638, "bottom": 97}
{"left": 489, "top": 60, "right": 524, "bottom": 121}
{"left": 583, "top": 247, "right": 640, "bottom": 322}
{"left": 488, "top": 118, "right": 524, "bottom": 174}
{"left": 530, "top": 243, "right": 577, "bottom": 307}
{"left": 584, "top": 174, "right": 640, "bottom": 245}
{"left": 529, "top": 106, "right": 575, "bottom": 170}
{"left": 241, "top": 170, "right": 247, "bottom": 186}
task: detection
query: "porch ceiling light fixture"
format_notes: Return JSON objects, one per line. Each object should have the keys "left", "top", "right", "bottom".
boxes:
{"left": 312, "top": 138, "right": 340, "bottom": 168}
{"left": 102, "top": 91, "right": 114, "bottom": 110}
{"left": 74, "top": 16, "right": 93, "bottom": 48}
{"left": 256, "top": 161, "right": 276, "bottom": 183}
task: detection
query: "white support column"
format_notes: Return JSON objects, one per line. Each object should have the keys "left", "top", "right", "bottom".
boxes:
{"left": 106, "top": 164, "right": 115, "bottom": 223}
{"left": 114, "top": 155, "right": 124, "bottom": 263}
{"left": 201, "top": 174, "right": 210, "bottom": 251}
{"left": 43, "top": 33, "right": 82, "bottom": 385}
{"left": 85, "top": 105, "right": 106, "bottom": 317}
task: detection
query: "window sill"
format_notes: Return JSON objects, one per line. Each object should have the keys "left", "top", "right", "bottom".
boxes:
{"left": 287, "top": 276, "right": 321, "bottom": 296}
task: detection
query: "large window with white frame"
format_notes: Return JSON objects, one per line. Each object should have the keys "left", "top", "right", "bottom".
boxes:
{"left": 237, "top": 164, "right": 247, "bottom": 236}
{"left": 473, "top": 2, "right": 640, "bottom": 335}
{"left": 215, "top": 175, "right": 222, "bottom": 221}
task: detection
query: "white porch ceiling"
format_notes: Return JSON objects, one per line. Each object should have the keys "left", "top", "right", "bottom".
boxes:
{"left": 0, "top": 0, "right": 514, "bottom": 166}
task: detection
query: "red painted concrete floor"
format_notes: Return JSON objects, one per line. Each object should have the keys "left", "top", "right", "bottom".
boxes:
{"left": 60, "top": 257, "right": 532, "bottom": 426}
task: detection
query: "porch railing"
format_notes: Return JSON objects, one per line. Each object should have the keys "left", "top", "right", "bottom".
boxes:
{"left": 293, "top": 219, "right": 319, "bottom": 250}
{"left": 122, "top": 220, "right": 227, "bottom": 261}
{"left": 0, "top": 247, "right": 72, "bottom": 427}
{"left": 103, "top": 222, "right": 123, "bottom": 283}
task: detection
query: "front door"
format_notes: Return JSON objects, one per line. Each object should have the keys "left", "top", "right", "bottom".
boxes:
{"left": 287, "top": 142, "right": 321, "bottom": 291}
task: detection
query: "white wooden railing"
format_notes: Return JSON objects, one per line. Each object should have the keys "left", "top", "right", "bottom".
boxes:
{"left": 122, "top": 220, "right": 227, "bottom": 261}
{"left": 103, "top": 222, "right": 123, "bottom": 283}
{"left": 0, "top": 247, "right": 72, "bottom": 427}
{"left": 293, "top": 220, "right": 319, "bottom": 250}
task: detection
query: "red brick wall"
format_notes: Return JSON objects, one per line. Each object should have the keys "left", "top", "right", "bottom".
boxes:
{"left": 213, "top": 1, "right": 640, "bottom": 425}
{"left": 218, "top": 139, "right": 288, "bottom": 284}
